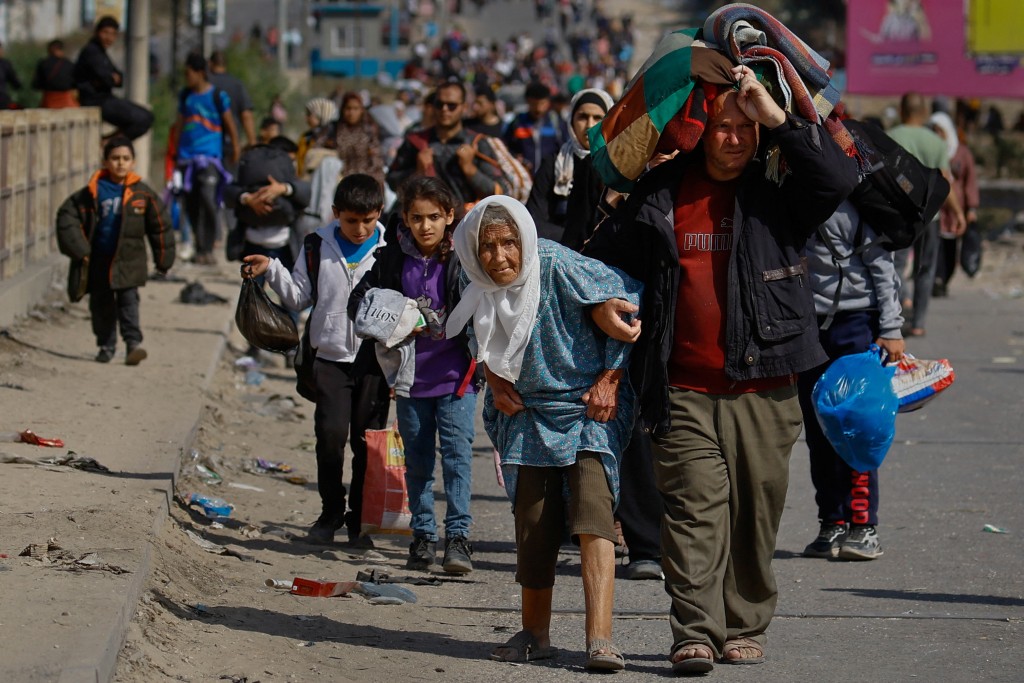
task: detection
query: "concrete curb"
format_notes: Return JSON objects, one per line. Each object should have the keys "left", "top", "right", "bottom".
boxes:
{"left": 0, "top": 255, "right": 65, "bottom": 328}
{"left": 56, "top": 310, "right": 236, "bottom": 683}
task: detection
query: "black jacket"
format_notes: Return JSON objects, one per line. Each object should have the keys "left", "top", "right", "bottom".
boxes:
{"left": 584, "top": 114, "right": 859, "bottom": 435}
{"left": 526, "top": 152, "right": 610, "bottom": 250}
{"left": 33, "top": 56, "right": 75, "bottom": 92}
{"left": 74, "top": 38, "right": 122, "bottom": 105}
{"left": 0, "top": 58, "right": 22, "bottom": 108}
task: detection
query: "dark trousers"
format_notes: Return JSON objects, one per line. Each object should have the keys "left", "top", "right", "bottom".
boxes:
{"left": 100, "top": 97, "right": 154, "bottom": 140}
{"left": 312, "top": 357, "right": 390, "bottom": 539}
{"left": 616, "top": 422, "right": 662, "bottom": 562}
{"left": 185, "top": 165, "right": 221, "bottom": 257}
{"left": 89, "top": 285, "right": 142, "bottom": 350}
{"left": 893, "top": 219, "right": 940, "bottom": 330}
{"left": 935, "top": 235, "right": 958, "bottom": 288}
{"left": 797, "top": 310, "right": 881, "bottom": 526}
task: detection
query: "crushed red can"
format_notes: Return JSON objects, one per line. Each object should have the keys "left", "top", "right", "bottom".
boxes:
{"left": 289, "top": 577, "right": 358, "bottom": 598}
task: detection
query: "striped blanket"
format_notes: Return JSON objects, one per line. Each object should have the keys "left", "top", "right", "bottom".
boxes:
{"left": 589, "top": 3, "right": 853, "bottom": 192}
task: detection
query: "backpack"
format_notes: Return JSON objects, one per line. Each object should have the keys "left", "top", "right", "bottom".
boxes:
{"left": 178, "top": 85, "right": 228, "bottom": 129}
{"left": 234, "top": 144, "right": 300, "bottom": 228}
{"left": 293, "top": 232, "right": 322, "bottom": 402}
{"left": 471, "top": 133, "right": 533, "bottom": 203}
{"left": 842, "top": 119, "right": 950, "bottom": 251}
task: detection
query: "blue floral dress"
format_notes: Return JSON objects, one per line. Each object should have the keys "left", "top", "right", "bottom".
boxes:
{"left": 483, "top": 240, "right": 642, "bottom": 506}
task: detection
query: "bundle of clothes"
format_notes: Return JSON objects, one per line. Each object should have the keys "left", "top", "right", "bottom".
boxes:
{"left": 589, "top": 2, "right": 861, "bottom": 192}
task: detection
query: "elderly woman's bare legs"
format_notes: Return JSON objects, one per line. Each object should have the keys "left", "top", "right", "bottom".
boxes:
{"left": 580, "top": 534, "right": 616, "bottom": 647}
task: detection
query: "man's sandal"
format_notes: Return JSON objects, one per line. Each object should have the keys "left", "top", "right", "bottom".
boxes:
{"left": 489, "top": 630, "right": 558, "bottom": 663}
{"left": 720, "top": 637, "right": 765, "bottom": 665}
{"left": 586, "top": 639, "right": 626, "bottom": 671}
{"left": 671, "top": 643, "right": 714, "bottom": 675}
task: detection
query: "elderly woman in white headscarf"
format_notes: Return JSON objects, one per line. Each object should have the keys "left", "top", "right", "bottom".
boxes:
{"left": 928, "top": 111, "right": 980, "bottom": 295}
{"left": 446, "top": 195, "right": 641, "bottom": 671}
{"left": 525, "top": 88, "right": 618, "bottom": 250}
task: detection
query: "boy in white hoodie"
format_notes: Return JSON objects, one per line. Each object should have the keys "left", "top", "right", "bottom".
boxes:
{"left": 243, "top": 174, "right": 390, "bottom": 546}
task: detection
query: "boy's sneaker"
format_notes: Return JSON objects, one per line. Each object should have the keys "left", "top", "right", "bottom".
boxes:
{"left": 407, "top": 537, "right": 436, "bottom": 570}
{"left": 802, "top": 521, "right": 848, "bottom": 558}
{"left": 307, "top": 512, "right": 344, "bottom": 545}
{"left": 442, "top": 536, "right": 473, "bottom": 574}
{"left": 838, "top": 525, "right": 883, "bottom": 561}
{"left": 125, "top": 345, "right": 148, "bottom": 366}
{"left": 95, "top": 347, "right": 115, "bottom": 363}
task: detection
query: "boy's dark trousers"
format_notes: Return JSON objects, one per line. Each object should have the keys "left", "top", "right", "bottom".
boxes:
{"left": 88, "top": 258, "right": 142, "bottom": 351}
{"left": 312, "top": 356, "right": 390, "bottom": 540}
{"left": 797, "top": 310, "right": 881, "bottom": 526}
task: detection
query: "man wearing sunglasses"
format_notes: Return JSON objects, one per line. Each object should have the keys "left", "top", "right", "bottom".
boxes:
{"left": 387, "top": 80, "right": 512, "bottom": 217}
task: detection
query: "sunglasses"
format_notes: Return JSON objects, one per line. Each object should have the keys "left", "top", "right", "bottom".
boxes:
{"left": 436, "top": 101, "right": 462, "bottom": 111}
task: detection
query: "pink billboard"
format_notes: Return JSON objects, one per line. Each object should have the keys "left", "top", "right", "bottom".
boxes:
{"left": 846, "top": 0, "right": 1024, "bottom": 98}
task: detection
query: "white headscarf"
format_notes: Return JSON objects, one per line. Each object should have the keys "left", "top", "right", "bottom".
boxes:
{"left": 445, "top": 196, "right": 541, "bottom": 382}
{"left": 553, "top": 88, "right": 615, "bottom": 197}
{"left": 928, "top": 111, "right": 959, "bottom": 161}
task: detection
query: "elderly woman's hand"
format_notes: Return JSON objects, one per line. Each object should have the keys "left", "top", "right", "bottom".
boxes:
{"left": 484, "top": 364, "right": 525, "bottom": 416}
{"left": 582, "top": 369, "right": 624, "bottom": 423}
{"left": 591, "top": 298, "right": 641, "bottom": 343}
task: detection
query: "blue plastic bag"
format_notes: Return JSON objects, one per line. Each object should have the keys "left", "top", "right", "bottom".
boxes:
{"left": 812, "top": 346, "right": 898, "bottom": 472}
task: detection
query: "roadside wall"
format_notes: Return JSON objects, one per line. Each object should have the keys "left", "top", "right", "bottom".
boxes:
{"left": 0, "top": 108, "right": 102, "bottom": 325}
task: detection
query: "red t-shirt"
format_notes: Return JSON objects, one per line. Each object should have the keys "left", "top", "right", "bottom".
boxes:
{"left": 669, "top": 166, "right": 793, "bottom": 394}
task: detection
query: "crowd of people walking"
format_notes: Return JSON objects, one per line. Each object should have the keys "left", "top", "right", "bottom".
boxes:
{"left": 36, "top": 1, "right": 995, "bottom": 676}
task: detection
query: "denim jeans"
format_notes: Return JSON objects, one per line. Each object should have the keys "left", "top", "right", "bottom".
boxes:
{"left": 396, "top": 392, "right": 477, "bottom": 541}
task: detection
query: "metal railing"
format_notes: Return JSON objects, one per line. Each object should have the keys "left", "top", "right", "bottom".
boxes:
{"left": 0, "top": 108, "right": 102, "bottom": 282}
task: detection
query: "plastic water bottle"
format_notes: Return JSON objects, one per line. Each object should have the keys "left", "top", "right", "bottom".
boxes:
{"left": 189, "top": 493, "right": 233, "bottom": 520}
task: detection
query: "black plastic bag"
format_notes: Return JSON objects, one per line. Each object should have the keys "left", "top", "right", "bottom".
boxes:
{"left": 960, "top": 222, "right": 982, "bottom": 278}
{"left": 235, "top": 278, "right": 299, "bottom": 353}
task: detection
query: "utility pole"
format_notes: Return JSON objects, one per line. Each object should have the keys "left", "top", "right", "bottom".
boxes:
{"left": 127, "top": 0, "right": 152, "bottom": 180}
{"left": 170, "top": 0, "right": 180, "bottom": 90}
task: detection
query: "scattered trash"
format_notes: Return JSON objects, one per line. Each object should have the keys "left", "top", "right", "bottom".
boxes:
{"left": 290, "top": 577, "right": 357, "bottom": 598}
{"left": 188, "top": 493, "right": 233, "bottom": 519}
{"left": 245, "top": 370, "right": 266, "bottom": 386}
{"left": 982, "top": 524, "right": 1009, "bottom": 534}
{"left": 219, "top": 676, "right": 249, "bottom": 683}
{"left": 261, "top": 527, "right": 295, "bottom": 541}
{"left": 355, "top": 568, "right": 442, "bottom": 587}
{"left": 234, "top": 356, "right": 261, "bottom": 370}
{"left": 0, "top": 430, "right": 65, "bottom": 448}
{"left": 19, "top": 537, "right": 62, "bottom": 558}
{"left": 297, "top": 640, "right": 316, "bottom": 648}
{"left": 258, "top": 395, "right": 303, "bottom": 421}
{"left": 227, "top": 482, "right": 265, "bottom": 492}
{"left": 265, "top": 578, "right": 293, "bottom": 590}
{"left": 0, "top": 382, "right": 26, "bottom": 391}
{"left": 284, "top": 475, "right": 309, "bottom": 486}
{"left": 192, "top": 603, "right": 212, "bottom": 615}
{"left": 195, "top": 464, "right": 223, "bottom": 485}
{"left": 179, "top": 281, "right": 228, "bottom": 305}
{"left": 182, "top": 529, "right": 267, "bottom": 564}
{"left": 239, "top": 524, "right": 262, "bottom": 539}
{"left": 66, "top": 552, "right": 129, "bottom": 575}
{"left": 256, "top": 458, "right": 293, "bottom": 473}
{"left": 289, "top": 577, "right": 417, "bottom": 603}
{"left": 40, "top": 452, "right": 110, "bottom": 472}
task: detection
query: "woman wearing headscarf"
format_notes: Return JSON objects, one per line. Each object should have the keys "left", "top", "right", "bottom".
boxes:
{"left": 446, "top": 195, "right": 641, "bottom": 671}
{"left": 297, "top": 97, "right": 338, "bottom": 179}
{"left": 525, "top": 88, "right": 617, "bottom": 250}
{"left": 928, "top": 111, "right": 980, "bottom": 296}
{"left": 335, "top": 92, "right": 386, "bottom": 186}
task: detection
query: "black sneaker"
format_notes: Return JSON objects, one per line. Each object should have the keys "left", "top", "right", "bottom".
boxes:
{"left": 95, "top": 347, "right": 115, "bottom": 363}
{"left": 624, "top": 559, "right": 664, "bottom": 580}
{"left": 442, "top": 536, "right": 473, "bottom": 574}
{"left": 802, "top": 521, "right": 848, "bottom": 558}
{"left": 838, "top": 525, "right": 883, "bottom": 561}
{"left": 307, "top": 512, "right": 344, "bottom": 545}
{"left": 407, "top": 537, "right": 436, "bottom": 570}
{"left": 125, "top": 345, "right": 148, "bottom": 366}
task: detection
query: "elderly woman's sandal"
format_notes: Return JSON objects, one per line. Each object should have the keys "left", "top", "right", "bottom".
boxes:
{"left": 586, "top": 639, "right": 626, "bottom": 671}
{"left": 489, "top": 630, "right": 557, "bottom": 663}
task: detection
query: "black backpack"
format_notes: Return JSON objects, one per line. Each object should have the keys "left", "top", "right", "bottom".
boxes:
{"left": 234, "top": 144, "right": 300, "bottom": 228}
{"left": 842, "top": 119, "right": 950, "bottom": 251}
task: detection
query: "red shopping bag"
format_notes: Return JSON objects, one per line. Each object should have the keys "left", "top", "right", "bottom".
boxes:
{"left": 361, "top": 423, "right": 412, "bottom": 535}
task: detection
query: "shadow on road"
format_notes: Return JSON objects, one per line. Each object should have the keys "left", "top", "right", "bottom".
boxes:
{"left": 822, "top": 588, "right": 1024, "bottom": 607}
